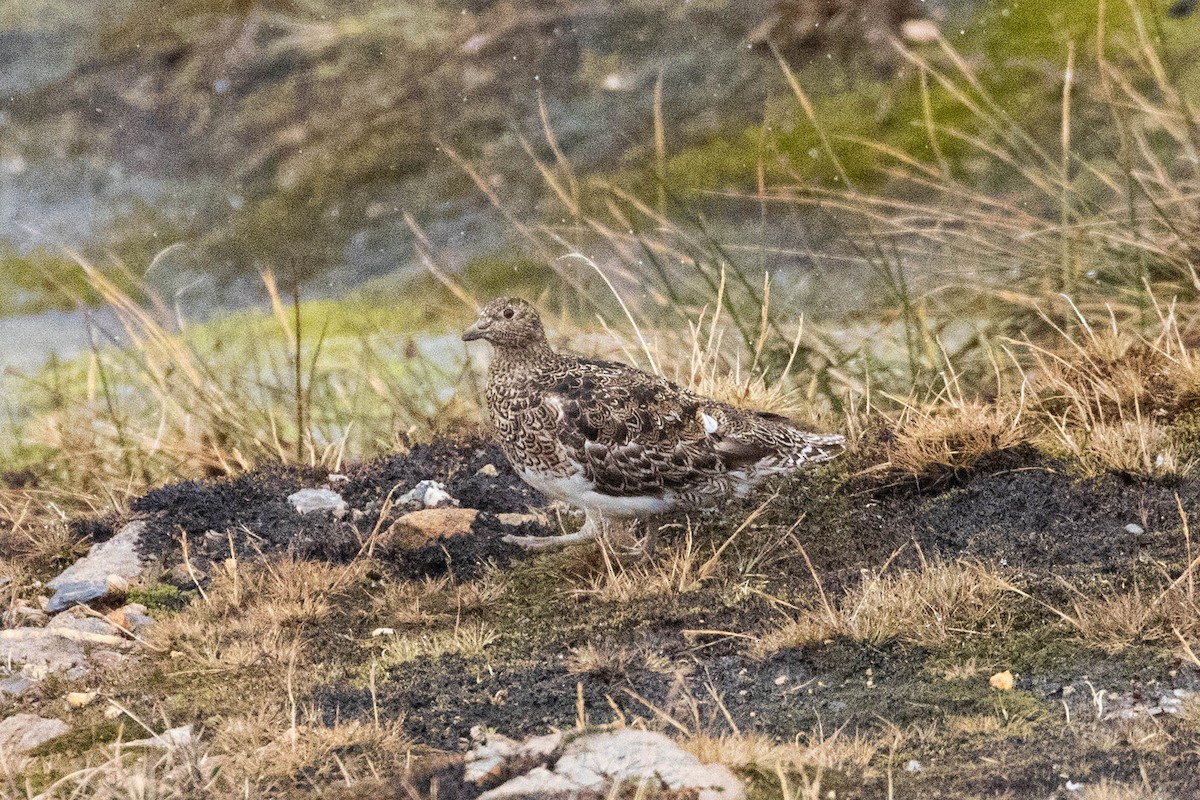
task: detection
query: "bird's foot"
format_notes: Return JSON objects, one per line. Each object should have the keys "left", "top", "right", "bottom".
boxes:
{"left": 500, "top": 528, "right": 601, "bottom": 551}
{"left": 502, "top": 510, "right": 605, "bottom": 551}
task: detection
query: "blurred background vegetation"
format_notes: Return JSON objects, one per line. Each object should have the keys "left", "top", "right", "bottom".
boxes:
{"left": 3, "top": 0, "right": 1200, "bottom": 503}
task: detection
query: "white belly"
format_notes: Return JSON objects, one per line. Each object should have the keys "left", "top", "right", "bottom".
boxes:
{"left": 519, "top": 468, "right": 677, "bottom": 518}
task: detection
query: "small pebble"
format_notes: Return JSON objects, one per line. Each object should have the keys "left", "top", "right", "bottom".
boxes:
{"left": 989, "top": 670, "right": 1015, "bottom": 691}
{"left": 476, "top": 464, "right": 499, "bottom": 476}
{"left": 1124, "top": 523, "right": 1145, "bottom": 535}
{"left": 66, "top": 691, "right": 97, "bottom": 709}
{"left": 905, "top": 759, "right": 922, "bottom": 773}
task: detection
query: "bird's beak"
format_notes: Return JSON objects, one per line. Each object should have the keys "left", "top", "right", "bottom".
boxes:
{"left": 462, "top": 321, "right": 486, "bottom": 342}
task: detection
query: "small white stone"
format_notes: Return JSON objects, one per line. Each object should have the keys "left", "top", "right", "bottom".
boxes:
{"left": 1125, "top": 523, "right": 1145, "bottom": 535}
{"left": 126, "top": 724, "right": 193, "bottom": 749}
{"left": 905, "top": 759, "right": 922, "bottom": 773}
{"left": 476, "top": 464, "right": 499, "bottom": 476}
{"left": 66, "top": 691, "right": 97, "bottom": 709}
{"left": 1066, "top": 780, "right": 1083, "bottom": 791}
{"left": 370, "top": 628, "right": 395, "bottom": 637}
{"left": 397, "top": 480, "right": 458, "bottom": 510}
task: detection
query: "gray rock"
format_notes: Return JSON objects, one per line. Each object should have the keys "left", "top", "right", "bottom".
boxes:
{"left": 0, "top": 628, "right": 89, "bottom": 675}
{"left": 287, "top": 488, "right": 348, "bottom": 517}
{"left": 0, "top": 714, "right": 69, "bottom": 755}
{"left": 1124, "top": 523, "right": 1145, "bottom": 535}
{"left": 0, "top": 674, "right": 35, "bottom": 697}
{"left": 46, "top": 521, "right": 147, "bottom": 613}
{"left": 474, "top": 729, "right": 744, "bottom": 800}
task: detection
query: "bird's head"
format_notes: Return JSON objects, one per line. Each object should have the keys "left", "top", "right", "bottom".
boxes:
{"left": 462, "top": 297, "right": 546, "bottom": 348}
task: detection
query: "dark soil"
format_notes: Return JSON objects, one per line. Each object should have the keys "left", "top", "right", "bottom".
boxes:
{"left": 86, "top": 438, "right": 1200, "bottom": 799}
{"left": 129, "top": 437, "right": 548, "bottom": 581}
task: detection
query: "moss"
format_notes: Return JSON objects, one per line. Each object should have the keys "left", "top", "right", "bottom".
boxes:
{"left": 28, "top": 719, "right": 125, "bottom": 757}
{"left": 128, "top": 582, "right": 191, "bottom": 612}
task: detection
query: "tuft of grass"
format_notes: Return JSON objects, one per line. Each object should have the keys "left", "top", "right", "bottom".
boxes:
{"left": 753, "top": 559, "right": 1011, "bottom": 655}
{"left": 887, "top": 399, "right": 1024, "bottom": 478}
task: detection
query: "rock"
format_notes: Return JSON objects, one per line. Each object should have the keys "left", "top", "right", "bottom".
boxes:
{"left": 0, "top": 675, "right": 35, "bottom": 697}
{"left": 0, "top": 714, "right": 69, "bottom": 755}
{"left": 989, "top": 670, "right": 1015, "bottom": 691}
{"left": 66, "top": 691, "right": 97, "bottom": 709}
{"left": 1124, "top": 523, "right": 1145, "bottom": 535}
{"left": 472, "top": 729, "right": 743, "bottom": 800}
{"left": 107, "top": 604, "right": 154, "bottom": 634}
{"left": 476, "top": 463, "right": 499, "bottom": 476}
{"left": 327, "top": 473, "right": 349, "bottom": 484}
{"left": 169, "top": 561, "right": 207, "bottom": 586}
{"left": 0, "top": 628, "right": 90, "bottom": 674}
{"left": 47, "top": 611, "right": 124, "bottom": 639}
{"left": 126, "top": 724, "right": 193, "bottom": 749}
{"left": 465, "top": 730, "right": 520, "bottom": 785}
{"left": 398, "top": 480, "right": 459, "bottom": 510}
{"left": 46, "top": 521, "right": 147, "bottom": 613}
{"left": 287, "top": 488, "right": 348, "bottom": 517}
{"left": 386, "top": 508, "right": 479, "bottom": 549}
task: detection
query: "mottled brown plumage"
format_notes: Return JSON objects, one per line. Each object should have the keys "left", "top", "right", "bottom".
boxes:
{"left": 463, "top": 297, "right": 844, "bottom": 548}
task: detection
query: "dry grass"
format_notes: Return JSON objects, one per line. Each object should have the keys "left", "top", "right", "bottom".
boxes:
{"left": 147, "top": 558, "right": 366, "bottom": 673}
{"left": 1077, "top": 782, "right": 1168, "bottom": 800}
{"left": 753, "top": 559, "right": 1011, "bottom": 655}
{"left": 1013, "top": 304, "right": 1200, "bottom": 478}
{"left": 564, "top": 642, "right": 676, "bottom": 678}
{"left": 377, "top": 621, "right": 499, "bottom": 665}
{"left": 887, "top": 399, "right": 1025, "bottom": 477}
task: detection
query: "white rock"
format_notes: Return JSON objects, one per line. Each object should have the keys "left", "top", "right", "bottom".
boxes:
{"left": 288, "top": 488, "right": 348, "bottom": 517}
{"left": 46, "top": 521, "right": 147, "bottom": 613}
{"left": 126, "top": 724, "right": 193, "bottom": 749}
{"left": 476, "top": 464, "right": 499, "bottom": 476}
{"left": 398, "top": 480, "right": 459, "bottom": 510}
{"left": 477, "top": 729, "right": 743, "bottom": 800}
{"left": 1125, "top": 523, "right": 1145, "bottom": 535}
{"left": 0, "top": 714, "right": 69, "bottom": 755}
{"left": 905, "top": 759, "right": 922, "bottom": 772}
{"left": 465, "top": 731, "right": 520, "bottom": 784}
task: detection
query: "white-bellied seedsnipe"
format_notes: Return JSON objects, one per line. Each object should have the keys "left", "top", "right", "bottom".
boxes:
{"left": 463, "top": 297, "right": 845, "bottom": 549}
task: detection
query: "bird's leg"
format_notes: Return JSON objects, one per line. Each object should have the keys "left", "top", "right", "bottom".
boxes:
{"left": 502, "top": 508, "right": 605, "bottom": 551}
{"left": 620, "top": 518, "right": 661, "bottom": 557}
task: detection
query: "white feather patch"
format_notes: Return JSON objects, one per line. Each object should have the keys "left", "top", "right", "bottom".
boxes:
{"left": 701, "top": 412, "right": 719, "bottom": 434}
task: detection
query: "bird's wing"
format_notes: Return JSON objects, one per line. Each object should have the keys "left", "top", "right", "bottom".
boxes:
{"left": 545, "top": 357, "right": 780, "bottom": 497}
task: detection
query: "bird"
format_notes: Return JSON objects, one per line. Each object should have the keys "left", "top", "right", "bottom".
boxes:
{"left": 463, "top": 297, "right": 845, "bottom": 550}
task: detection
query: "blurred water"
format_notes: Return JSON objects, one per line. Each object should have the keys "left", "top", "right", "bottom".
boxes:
{"left": 0, "top": 308, "right": 120, "bottom": 373}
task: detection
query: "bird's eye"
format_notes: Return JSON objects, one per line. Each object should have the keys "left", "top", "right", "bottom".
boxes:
{"left": 502, "top": 308, "right": 515, "bottom": 319}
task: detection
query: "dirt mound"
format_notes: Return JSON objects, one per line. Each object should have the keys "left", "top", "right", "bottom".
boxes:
{"left": 129, "top": 438, "right": 550, "bottom": 581}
